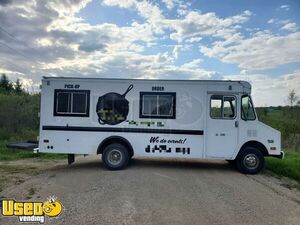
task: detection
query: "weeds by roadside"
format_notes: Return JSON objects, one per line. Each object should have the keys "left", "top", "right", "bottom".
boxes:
{"left": 0, "top": 141, "right": 66, "bottom": 161}
{"left": 266, "top": 150, "right": 300, "bottom": 183}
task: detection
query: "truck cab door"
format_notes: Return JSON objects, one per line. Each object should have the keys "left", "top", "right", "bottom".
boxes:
{"left": 206, "top": 94, "right": 239, "bottom": 158}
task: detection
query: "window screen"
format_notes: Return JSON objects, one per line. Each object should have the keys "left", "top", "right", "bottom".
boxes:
{"left": 54, "top": 90, "right": 90, "bottom": 117}
{"left": 57, "top": 92, "right": 70, "bottom": 113}
{"left": 72, "top": 93, "right": 87, "bottom": 113}
{"left": 140, "top": 92, "right": 176, "bottom": 119}
{"left": 210, "top": 95, "right": 236, "bottom": 119}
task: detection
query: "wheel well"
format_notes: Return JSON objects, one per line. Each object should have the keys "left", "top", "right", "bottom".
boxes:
{"left": 97, "top": 136, "right": 134, "bottom": 157}
{"left": 240, "top": 141, "right": 269, "bottom": 156}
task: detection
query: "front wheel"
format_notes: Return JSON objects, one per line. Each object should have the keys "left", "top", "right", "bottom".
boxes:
{"left": 235, "top": 147, "right": 264, "bottom": 174}
{"left": 102, "top": 143, "right": 130, "bottom": 170}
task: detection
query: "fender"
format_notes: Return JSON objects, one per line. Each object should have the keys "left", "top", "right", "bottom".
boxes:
{"left": 97, "top": 136, "right": 134, "bottom": 157}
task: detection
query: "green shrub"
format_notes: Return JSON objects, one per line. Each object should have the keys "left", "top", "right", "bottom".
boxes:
{"left": 0, "top": 93, "right": 40, "bottom": 140}
{"left": 257, "top": 107, "right": 300, "bottom": 150}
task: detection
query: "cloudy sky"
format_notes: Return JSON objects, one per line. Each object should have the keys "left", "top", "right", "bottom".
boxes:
{"left": 0, "top": 0, "right": 299, "bottom": 106}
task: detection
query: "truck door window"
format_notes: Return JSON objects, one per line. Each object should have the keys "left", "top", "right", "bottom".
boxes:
{"left": 210, "top": 95, "right": 236, "bottom": 119}
{"left": 241, "top": 95, "right": 256, "bottom": 120}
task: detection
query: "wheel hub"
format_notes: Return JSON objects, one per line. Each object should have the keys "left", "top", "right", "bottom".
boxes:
{"left": 243, "top": 154, "right": 259, "bottom": 169}
{"left": 108, "top": 149, "right": 122, "bottom": 165}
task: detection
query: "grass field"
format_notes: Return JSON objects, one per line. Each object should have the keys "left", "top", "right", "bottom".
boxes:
{"left": 257, "top": 107, "right": 299, "bottom": 184}
{"left": 266, "top": 150, "right": 300, "bottom": 183}
{"left": 257, "top": 107, "right": 300, "bottom": 150}
{"left": 0, "top": 141, "right": 66, "bottom": 161}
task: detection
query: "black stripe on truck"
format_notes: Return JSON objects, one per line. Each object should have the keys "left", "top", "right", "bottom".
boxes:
{"left": 42, "top": 126, "right": 204, "bottom": 135}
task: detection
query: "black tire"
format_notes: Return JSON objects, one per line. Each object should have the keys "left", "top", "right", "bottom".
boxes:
{"left": 102, "top": 143, "right": 130, "bottom": 170}
{"left": 235, "top": 147, "right": 265, "bottom": 174}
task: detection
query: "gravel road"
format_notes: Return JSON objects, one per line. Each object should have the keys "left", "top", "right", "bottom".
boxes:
{"left": 1, "top": 156, "right": 300, "bottom": 225}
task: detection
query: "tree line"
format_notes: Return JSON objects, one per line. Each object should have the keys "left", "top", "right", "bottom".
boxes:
{"left": 0, "top": 74, "right": 40, "bottom": 141}
{"left": 0, "top": 74, "right": 26, "bottom": 95}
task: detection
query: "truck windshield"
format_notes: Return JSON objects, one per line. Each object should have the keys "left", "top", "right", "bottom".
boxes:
{"left": 241, "top": 95, "right": 256, "bottom": 120}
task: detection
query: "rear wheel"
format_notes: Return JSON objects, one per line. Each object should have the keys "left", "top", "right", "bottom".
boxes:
{"left": 102, "top": 143, "right": 130, "bottom": 170}
{"left": 235, "top": 147, "right": 264, "bottom": 174}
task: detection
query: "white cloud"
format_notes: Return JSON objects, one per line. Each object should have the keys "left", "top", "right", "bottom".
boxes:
{"left": 172, "top": 45, "right": 180, "bottom": 59}
{"left": 268, "top": 18, "right": 275, "bottom": 24}
{"left": 128, "top": 43, "right": 145, "bottom": 52}
{"left": 280, "top": 5, "right": 290, "bottom": 11}
{"left": 102, "top": 0, "right": 136, "bottom": 8}
{"left": 0, "top": 0, "right": 219, "bottom": 87}
{"left": 0, "top": 0, "right": 159, "bottom": 83}
{"left": 86, "top": 51, "right": 218, "bottom": 81}
{"left": 177, "top": 7, "right": 188, "bottom": 16}
{"left": 200, "top": 31, "right": 300, "bottom": 70}
{"left": 186, "top": 37, "right": 202, "bottom": 43}
{"left": 103, "top": 0, "right": 167, "bottom": 36}
{"left": 267, "top": 18, "right": 291, "bottom": 26}
{"left": 162, "top": 0, "right": 175, "bottom": 10}
{"left": 281, "top": 22, "right": 298, "bottom": 32}
{"left": 267, "top": 18, "right": 298, "bottom": 32}
{"left": 103, "top": 0, "right": 164, "bottom": 22}
{"left": 225, "top": 70, "right": 300, "bottom": 106}
{"left": 0, "top": 68, "right": 25, "bottom": 77}
{"left": 172, "top": 44, "right": 191, "bottom": 59}
{"left": 278, "top": 19, "right": 290, "bottom": 25}
{"left": 102, "top": 0, "right": 252, "bottom": 42}
{"left": 0, "top": 0, "right": 299, "bottom": 106}
{"left": 169, "top": 10, "right": 251, "bottom": 42}
{"left": 20, "top": 77, "right": 40, "bottom": 93}
{"left": 240, "top": 69, "right": 248, "bottom": 75}
{"left": 181, "top": 59, "right": 203, "bottom": 69}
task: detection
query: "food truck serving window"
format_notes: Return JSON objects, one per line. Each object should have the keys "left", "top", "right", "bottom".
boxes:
{"left": 54, "top": 90, "right": 90, "bottom": 117}
{"left": 140, "top": 92, "right": 176, "bottom": 119}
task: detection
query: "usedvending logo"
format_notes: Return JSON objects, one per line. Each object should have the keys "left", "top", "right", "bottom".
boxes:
{"left": 1, "top": 196, "right": 63, "bottom": 223}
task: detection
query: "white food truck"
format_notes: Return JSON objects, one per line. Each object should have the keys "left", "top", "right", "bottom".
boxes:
{"left": 37, "top": 77, "right": 284, "bottom": 174}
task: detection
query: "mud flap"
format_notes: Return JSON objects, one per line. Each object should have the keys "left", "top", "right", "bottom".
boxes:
{"left": 68, "top": 154, "right": 75, "bottom": 164}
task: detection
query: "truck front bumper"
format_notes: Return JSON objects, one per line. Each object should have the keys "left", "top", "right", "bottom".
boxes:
{"left": 270, "top": 151, "right": 284, "bottom": 160}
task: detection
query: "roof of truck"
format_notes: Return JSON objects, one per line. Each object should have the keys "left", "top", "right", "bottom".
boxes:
{"left": 43, "top": 77, "right": 251, "bottom": 93}
{"left": 43, "top": 76, "right": 251, "bottom": 87}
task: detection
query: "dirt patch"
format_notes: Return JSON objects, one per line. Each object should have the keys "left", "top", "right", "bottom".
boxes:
{"left": 0, "top": 157, "right": 299, "bottom": 225}
{"left": 0, "top": 158, "right": 65, "bottom": 196}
